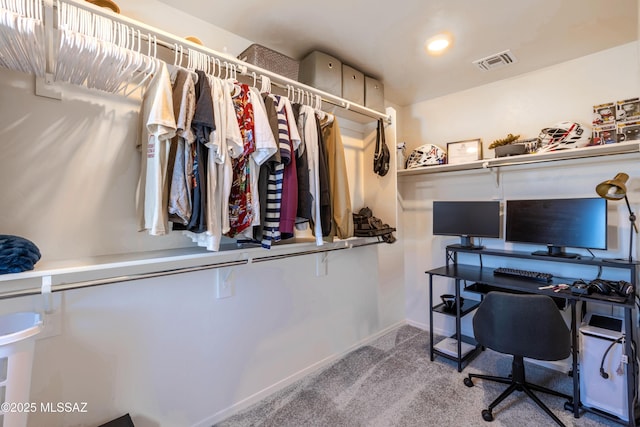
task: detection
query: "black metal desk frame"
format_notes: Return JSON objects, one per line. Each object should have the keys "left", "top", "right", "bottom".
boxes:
{"left": 427, "top": 245, "right": 639, "bottom": 426}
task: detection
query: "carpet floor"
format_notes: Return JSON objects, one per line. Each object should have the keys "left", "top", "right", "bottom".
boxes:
{"left": 215, "top": 325, "right": 625, "bottom": 426}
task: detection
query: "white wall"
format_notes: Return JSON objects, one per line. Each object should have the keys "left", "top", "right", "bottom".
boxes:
{"left": 0, "top": 1, "right": 404, "bottom": 426}
{"left": 399, "top": 42, "right": 640, "bottom": 333}
{"left": 120, "top": 0, "right": 253, "bottom": 56}
{"left": 400, "top": 42, "right": 639, "bottom": 157}
{"left": 15, "top": 247, "right": 396, "bottom": 427}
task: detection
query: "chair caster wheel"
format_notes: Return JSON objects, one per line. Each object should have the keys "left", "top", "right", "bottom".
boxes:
{"left": 482, "top": 409, "right": 494, "bottom": 422}
{"left": 464, "top": 377, "right": 474, "bottom": 387}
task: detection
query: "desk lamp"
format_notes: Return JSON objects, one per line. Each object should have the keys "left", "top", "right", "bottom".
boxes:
{"left": 596, "top": 173, "right": 638, "bottom": 262}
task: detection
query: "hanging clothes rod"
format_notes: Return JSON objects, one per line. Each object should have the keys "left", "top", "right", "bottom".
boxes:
{"left": 250, "top": 245, "right": 350, "bottom": 263}
{"left": 253, "top": 235, "right": 393, "bottom": 262}
{"left": 0, "top": 239, "right": 386, "bottom": 300}
{"left": 0, "top": 260, "right": 248, "bottom": 301}
{"left": 52, "top": 0, "right": 391, "bottom": 123}
{"left": 250, "top": 238, "right": 386, "bottom": 263}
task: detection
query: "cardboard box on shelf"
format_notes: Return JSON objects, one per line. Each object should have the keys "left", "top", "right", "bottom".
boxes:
{"left": 298, "top": 51, "right": 342, "bottom": 97}
{"left": 341, "top": 64, "right": 365, "bottom": 105}
{"left": 365, "top": 76, "right": 385, "bottom": 113}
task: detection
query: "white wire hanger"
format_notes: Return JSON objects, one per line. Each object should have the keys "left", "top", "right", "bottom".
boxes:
{"left": 54, "top": 1, "right": 160, "bottom": 96}
{"left": 171, "top": 43, "right": 198, "bottom": 84}
{"left": 0, "top": 0, "right": 45, "bottom": 76}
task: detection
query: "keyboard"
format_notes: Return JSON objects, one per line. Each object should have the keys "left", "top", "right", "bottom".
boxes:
{"left": 493, "top": 267, "right": 553, "bottom": 282}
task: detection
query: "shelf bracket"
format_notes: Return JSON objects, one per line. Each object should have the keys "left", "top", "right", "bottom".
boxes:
{"left": 41, "top": 275, "right": 53, "bottom": 314}
{"left": 488, "top": 165, "right": 500, "bottom": 188}
{"left": 316, "top": 252, "right": 328, "bottom": 277}
{"left": 36, "top": 0, "right": 62, "bottom": 100}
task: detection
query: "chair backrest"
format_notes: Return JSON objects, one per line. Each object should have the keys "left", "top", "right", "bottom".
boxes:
{"left": 473, "top": 291, "right": 571, "bottom": 361}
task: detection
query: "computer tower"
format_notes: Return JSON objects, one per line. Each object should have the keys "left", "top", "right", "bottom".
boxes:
{"left": 579, "top": 313, "right": 628, "bottom": 421}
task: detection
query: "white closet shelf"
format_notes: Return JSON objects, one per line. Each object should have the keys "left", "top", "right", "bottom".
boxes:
{"left": 0, "top": 237, "right": 384, "bottom": 299}
{"left": 38, "top": 0, "right": 390, "bottom": 124}
{"left": 397, "top": 141, "right": 640, "bottom": 177}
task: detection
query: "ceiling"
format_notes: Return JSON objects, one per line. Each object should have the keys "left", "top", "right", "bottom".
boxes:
{"left": 157, "top": 0, "right": 638, "bottom": 107}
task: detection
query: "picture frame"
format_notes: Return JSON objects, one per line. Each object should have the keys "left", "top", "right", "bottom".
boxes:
{"left": 446, "top": 139, "right": 483, "bottom": 164}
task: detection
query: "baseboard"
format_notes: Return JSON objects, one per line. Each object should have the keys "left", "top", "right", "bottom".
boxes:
{"left": 407, "top": 319, "right": 454, "bottom": 338}
{"left": 192, "top": 320, "right": 407, "bottom": 427}
{"left": 406, "top": 319, "right": 428, "bottom": 331}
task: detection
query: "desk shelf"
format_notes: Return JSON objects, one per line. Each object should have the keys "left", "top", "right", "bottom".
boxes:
{"left": 433, "top": 335, "right": 479, "bottom": 363}
{"left": 432, "top": 301, "right": 480, "bottom": 317}
{"left": 447, "top": 244, "right": 640, "bottom": 269}
{"left": 428, "top": 271, "right": 482, "bottom": 371}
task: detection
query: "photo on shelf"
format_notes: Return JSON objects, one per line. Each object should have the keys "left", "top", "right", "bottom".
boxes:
{"left": 446, "top": 138, "right": 482, "bottom": 164}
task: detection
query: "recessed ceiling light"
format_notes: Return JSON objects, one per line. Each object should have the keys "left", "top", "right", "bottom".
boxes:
{"left": 426, "top": 33, "right": 453, "bottom": 55}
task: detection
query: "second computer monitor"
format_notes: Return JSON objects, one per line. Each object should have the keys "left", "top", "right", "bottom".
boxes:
{"left": 505, "top": 197, "right": 607, "bottom": 258}
{"left": 432, "top": 200, "right": 501, "bottom": 249}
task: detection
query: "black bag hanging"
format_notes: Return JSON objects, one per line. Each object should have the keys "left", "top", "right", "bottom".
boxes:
{"left": 373, "top": 119, "right": 390, "bottom": 176}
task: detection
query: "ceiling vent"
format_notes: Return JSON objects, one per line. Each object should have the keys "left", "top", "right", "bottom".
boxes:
{"left": 473, "top": 50, "right": 518, "bottom": 71}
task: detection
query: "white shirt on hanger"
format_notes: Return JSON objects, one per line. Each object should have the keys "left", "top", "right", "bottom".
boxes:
{"left": 136, "top": 60, "right": 177, "bottom": 236}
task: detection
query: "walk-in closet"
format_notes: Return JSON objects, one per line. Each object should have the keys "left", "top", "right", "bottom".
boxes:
{"left": 1, "top": 0, "right": 639, "bottom": 426}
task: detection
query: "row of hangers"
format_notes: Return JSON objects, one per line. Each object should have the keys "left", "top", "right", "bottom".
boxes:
{"left": 1, "top": 0, "right": 330, "bottom": 112}
{"left": 175, "top": 46, "right": 324, "bottom": 110}
{"left": 0, "top": 0, "right": 45, "bottom": 77}
{"left": 52, "top": 0, "right": 310, "bottom": 105}
{"left": 286, "top": 85, "right": 323, "bottom": 111}
{"left": 178, "top": 47, "right": 243, "bottom": 83}
{"left": 1, "top": 0, "right": 41, "bottom": 19}
{"left": 55, "top": 0, "right": 158, "bottom": 94}
{"left": 2, "top": 0, "right": 387, "bottom": 123}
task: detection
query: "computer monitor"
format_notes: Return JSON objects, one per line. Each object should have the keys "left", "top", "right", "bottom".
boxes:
{"left": 505, "top": 197, "right": 607, "bottom": 258}
{"left": 432, "top": 201, "right": 501, "bottom": 249}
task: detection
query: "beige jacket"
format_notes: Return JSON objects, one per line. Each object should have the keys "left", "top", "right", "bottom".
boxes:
{"left": 321, "top": 116, "right": 354, "bottom": 239}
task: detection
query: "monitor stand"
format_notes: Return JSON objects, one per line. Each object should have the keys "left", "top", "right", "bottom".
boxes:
{"left": 532, "top": 245, "right": 580, "bottom": 259}
{"left": 453, "top": 236, "right": 484, "bottom": 250}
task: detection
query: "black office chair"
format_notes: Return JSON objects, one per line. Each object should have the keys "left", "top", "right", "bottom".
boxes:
{"left": 463, "top": 291, "right": 572, "bottom": 426}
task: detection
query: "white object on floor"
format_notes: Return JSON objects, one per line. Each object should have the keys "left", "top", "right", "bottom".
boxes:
{"left": 434, "top": 337, "right": 475, "bottom": 358}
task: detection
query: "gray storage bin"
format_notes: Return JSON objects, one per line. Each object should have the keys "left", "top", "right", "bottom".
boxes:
{"left": 342, "top": 65, "right": 365, "bottom": 105}
{"left": 298, "top": 51, "right": 342, "bottom": 97}
{"left": 238, "top": 44, "right": 299, "bottom": 81}
{"left": 365, "top": 76, "right": 385, "bottom": 112}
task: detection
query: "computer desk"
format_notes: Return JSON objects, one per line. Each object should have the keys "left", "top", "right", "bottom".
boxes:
{"left": 426, "top": 245, "right": 639, "bottom": 426}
